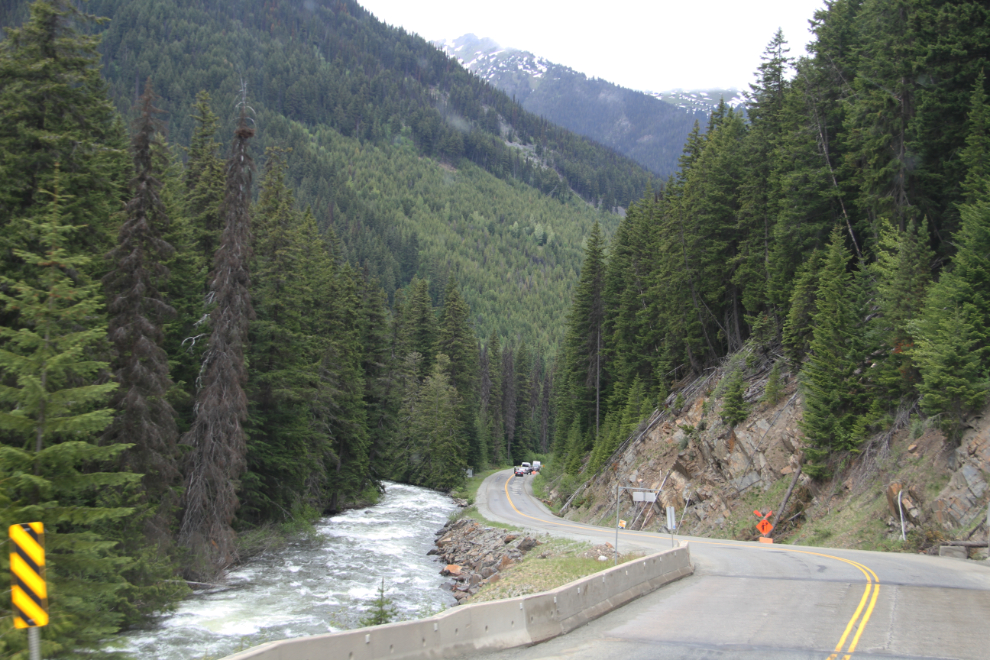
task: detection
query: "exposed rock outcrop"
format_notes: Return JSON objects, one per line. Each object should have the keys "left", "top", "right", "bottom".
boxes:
{"left": 547, "top": 362, "right": 990, "bottom": 552}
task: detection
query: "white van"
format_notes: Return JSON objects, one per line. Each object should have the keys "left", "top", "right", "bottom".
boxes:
{"left": 532, "top": 461, "right": 542, "bottom": 473}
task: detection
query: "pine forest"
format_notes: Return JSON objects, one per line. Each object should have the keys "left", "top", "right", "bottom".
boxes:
{"left": 1, "top": 0, "right": 989, "bottom": 657}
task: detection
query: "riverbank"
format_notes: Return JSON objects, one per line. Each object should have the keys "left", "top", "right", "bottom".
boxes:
{"left": 431, "top": 512, "right": 640, "bottom": 606}
{"left": 107, "top": 482, "right": 457, "bottom": 660}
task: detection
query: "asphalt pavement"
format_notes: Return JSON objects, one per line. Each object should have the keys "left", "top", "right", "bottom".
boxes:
{"left": 473, "top": 469, "right": 990, "bottom": 660}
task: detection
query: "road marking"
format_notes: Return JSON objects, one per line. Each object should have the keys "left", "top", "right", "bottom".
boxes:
{"left": 500, "top": 472, "right": 880, "bottom": 658}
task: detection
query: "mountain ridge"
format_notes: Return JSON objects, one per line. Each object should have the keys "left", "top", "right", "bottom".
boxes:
{"left": 434, "top": 33, "right": 746, "bottom": 176}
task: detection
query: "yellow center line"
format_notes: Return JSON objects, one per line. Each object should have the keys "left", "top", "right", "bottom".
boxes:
{"left": 500, "top": 473, "right": 880, "bottom": 658}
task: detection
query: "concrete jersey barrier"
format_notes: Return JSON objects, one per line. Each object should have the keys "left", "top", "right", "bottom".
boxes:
{"left": 222, "top": 542, "right": 693, "bottom": 660}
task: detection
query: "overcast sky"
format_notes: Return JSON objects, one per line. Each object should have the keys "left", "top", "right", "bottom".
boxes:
{"left": 357, "top": 0, "right": 827, "bottom": 91}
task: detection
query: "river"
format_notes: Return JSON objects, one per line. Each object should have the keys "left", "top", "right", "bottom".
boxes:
{"left": 108, "top": 482, "right": 458, "bottom": 660}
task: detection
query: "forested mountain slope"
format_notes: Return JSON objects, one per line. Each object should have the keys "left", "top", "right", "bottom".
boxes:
{"left": 49, "top": 0, "right": 658, "bottom": 351}
{"left": 0, "top": 1, "right": 614, "bottom": 653}
{"left": 552, "top": 3, "right": 990, "bottom": 492}
{"left": 436, "top": 34, "right": 704, "bottom": 177}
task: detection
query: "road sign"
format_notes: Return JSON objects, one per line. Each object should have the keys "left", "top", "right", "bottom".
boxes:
{"left": 9, "top": 523, "right": 48, "bottom": 628}
{"left": 632, "top": 491, "right": 657, "bottom": 502}
{"left": 666, "top": 506, "right": 677, "bottom": 530}
{"left": 618, "top": 519, "right": 626, "bottom": 528}
{"left": 757, "top": 519, "right": 773, "bottom": 536}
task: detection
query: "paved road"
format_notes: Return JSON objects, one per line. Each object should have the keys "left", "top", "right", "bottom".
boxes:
{"left": 475, "top": 470, "right": 990, "bottom": 660}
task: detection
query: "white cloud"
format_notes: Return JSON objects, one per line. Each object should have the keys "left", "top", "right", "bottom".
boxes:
{"left": 358, "top": 0, "right": 826, "bottom": 90}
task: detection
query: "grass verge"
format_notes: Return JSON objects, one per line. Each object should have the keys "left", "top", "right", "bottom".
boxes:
{"left": 467, "top": 537, "right": 641, "bottom": 603}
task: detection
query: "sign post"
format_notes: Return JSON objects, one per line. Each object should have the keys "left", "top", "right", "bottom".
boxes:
{"left": 666, "top": 506, "right": 677, "bottom": 548}
{"left": 614, "top": 486, "right": 660, "bottom": 564}
{"left": 10, "top": 522, "right": 48, "bottom": 660}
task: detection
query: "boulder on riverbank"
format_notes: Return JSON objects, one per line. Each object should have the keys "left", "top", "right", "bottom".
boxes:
{"left": 430, "top": 517, "right": 540, "bottom": 603}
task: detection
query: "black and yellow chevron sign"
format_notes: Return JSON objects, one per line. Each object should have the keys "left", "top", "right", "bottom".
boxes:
{"left": 9, "top": 522, "right": 49, "bottom": 628}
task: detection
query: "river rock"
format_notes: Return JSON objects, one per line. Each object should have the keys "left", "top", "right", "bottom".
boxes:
{"left": 498, "top": 554, "right": 513, "bottom": 570}
{"left": 503, "top": 534, "right": 518, "bottom": 544}
{"left": 441, "top": 564, "right": 461, "bottom": 576}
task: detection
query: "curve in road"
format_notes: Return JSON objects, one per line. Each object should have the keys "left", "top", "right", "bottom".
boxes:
{"left": 476, "top": 469, "right": 990, "bottom": 660}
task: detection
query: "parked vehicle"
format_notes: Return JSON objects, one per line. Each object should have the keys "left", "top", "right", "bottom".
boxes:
{"left": 532, "top": 461, "right": 542, "bottom": 473}
{"left": 514, "top": 467, "right": 526, "bottom": 477}
{"left": 521, "top": 462, "right": 532, "bottom": 474}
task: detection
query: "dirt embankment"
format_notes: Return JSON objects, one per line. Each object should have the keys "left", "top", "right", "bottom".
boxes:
{"left": 546, "top": 358, "right": 990, "bottom": 558}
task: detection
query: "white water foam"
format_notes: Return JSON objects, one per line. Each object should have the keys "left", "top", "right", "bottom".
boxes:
{"left": 106, "top": 482, "right": 457, "bottom": 660}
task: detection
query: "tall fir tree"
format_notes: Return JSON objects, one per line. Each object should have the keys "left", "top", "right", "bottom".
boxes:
{"left": 562, "top": 220, "right": 607, "bottom": 439}
{"left": 0, "top": 0, "right": 127, "bottom": 288}
{"left": 870, "top": 218, "right": 934, "bottom": 403}
{"left": 184, "top": 91, "right": 226, "bottom": 268}
{"left": 911, "top": 78, "right": 990, "bottom": 437}
{"left": 401, "top": 354, "right": 466, "bottom": 490}
{"left": 435, "top": 279, "right": 481, "bottom": 467}
{"left": 402, "top": 277, "right": 437, "bottom": 378}
{"left": 798, "top": 229, "right": 869, "bottom": 477}
{"left": 102, "top": 80, "right": 180, "bottom": 528}
{"left": 242, "top": 150, "right": 317, "bottom": 522}
{"left": 486, "top": 332, "right": 506, "bottom": 463}
{"left": 512, "top": 342, "right": 534, "bottom": 462}
{"left": 179, "top": 108, "right": 256, "bottom": 578}
{"left": 0, "top": 175, "right": 141, "bottom": 657}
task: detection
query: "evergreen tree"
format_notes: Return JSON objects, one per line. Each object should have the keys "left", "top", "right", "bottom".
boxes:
{"left": 0, "top": 0, "right": 127, "bottom": 287}
{"left": 721, "top": 367, "right": 749, "bottom": 427}
{"left": 436, "top": 279, "right": 480, "bottom": 467}
{"left": 402, "top": 354, "right": 467, "bottom": 490}
{"left": 324, "top": 263, "right": 373, "bottom": 510}
{"left": 562, "top": 220, "right": 606, "bottom": 438}
{"left": 735, "top": 29, "right": 792, "bottom": 315}
{"left": 477, "top": 341, "right": 493, "bottom": 467}
{"left": 512, "top": 342, "right": 534, "bottom": 462}
{"left": 762, "top": 360, "right": 784, "bottom": 406}
{"left": 798, "top": 229, "right": 868, "bottom": 477}
{"left": 782, "top": 251, "right": 824, "bottom": 367}
{"left": 179, "top": 108, "right": 256, "bottom": 578}
{"left": 960, "top": 70, "right": 990, "bottom": 205}
{"left": 361, "top": 274, "right": 399, "bottom": 482}
{"left": 0, "top": 176, "right": 141, "bottom": 656}
{"left": 501, "top": 345, "right": 517, "bottom": 461}
{"left": 871, "top": 218, "right": 934, "bottom": 403}
{"left": 242, "top": 150, "right": 317, "bottom": 522}
{"left": 912, "top": 118, "right": 990, "bottom": 436}
{"left": 185, "top": 91, "right": 226, "bottom": 266}
{"left": 402, "top": 277, "right": 437, "bottom": 378}
{"left": 912, "top": 296, "right": 988, "bottom": 440}
{"left": 102, "top": 80, "right": 180, "bottom": 527}
{"left": 486, "top": 332, "right": 505, "bottom": 463}
{"left": 359, "top": 578, "right": 398, "bottom": 627}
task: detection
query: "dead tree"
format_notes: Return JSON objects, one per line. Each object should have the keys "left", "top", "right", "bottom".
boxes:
{"left": 179, "top": 106, "right": 256, "bottom": 579}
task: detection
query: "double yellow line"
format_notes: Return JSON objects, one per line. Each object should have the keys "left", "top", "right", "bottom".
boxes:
{"left": 500, "top": 474, "right": 880, "bottom": 658}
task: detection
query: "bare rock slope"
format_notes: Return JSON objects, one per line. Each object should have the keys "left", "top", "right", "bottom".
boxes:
{"left": 546, "top": 362, "right": 989, "bottom": 556}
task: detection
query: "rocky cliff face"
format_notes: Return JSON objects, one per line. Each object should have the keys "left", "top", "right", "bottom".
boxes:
{"left": 547, "top": 363, "right": 989, "bottom": 555}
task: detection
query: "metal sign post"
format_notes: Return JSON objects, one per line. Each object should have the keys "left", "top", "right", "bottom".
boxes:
{"left": 10, "top": 522, "right": 48, "bottom": 660}
{"left": 666, "top": 506, "right": 677, "bottom": 547}
{"left": 614, "top": 486, "right": 660, "bottom": 564}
